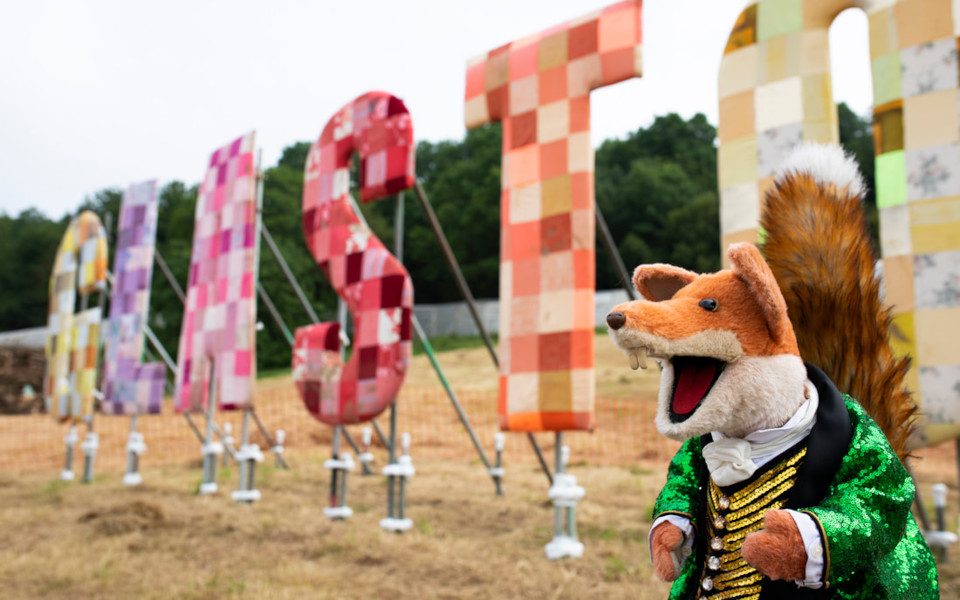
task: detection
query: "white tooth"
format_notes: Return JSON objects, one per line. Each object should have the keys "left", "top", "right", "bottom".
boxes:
{"left": 628, "top": 353, "right": 639, "bottom": 370}
{"left": 637, "top": 348, "right": 648, "bottom": 370}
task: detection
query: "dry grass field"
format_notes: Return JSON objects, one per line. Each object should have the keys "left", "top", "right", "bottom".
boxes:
{"left": 0, "top": 335, "right": 958, "bottom": 598}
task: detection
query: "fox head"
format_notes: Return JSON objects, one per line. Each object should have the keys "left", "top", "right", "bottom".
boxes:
{"left": 606, "top": 243, "right": 807, "bottom": 441}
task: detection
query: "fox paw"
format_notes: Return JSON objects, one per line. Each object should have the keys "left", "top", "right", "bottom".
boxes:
{"left": 742, "top": 509, "right": 807, "bottom": 581}
{"left": 651, "top": 521, "right": 684, "bottom": 581}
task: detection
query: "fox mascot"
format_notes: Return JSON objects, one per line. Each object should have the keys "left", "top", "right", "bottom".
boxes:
{"left": 606, "top": 144, "right": 938, "bottom": 599}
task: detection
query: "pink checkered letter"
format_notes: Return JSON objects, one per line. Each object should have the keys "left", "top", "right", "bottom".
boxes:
{"left": 293, "top": 92, "right": 415, "bottom": 425}
{"left": 175, "top": 133, "right": 258, "bottom": 412}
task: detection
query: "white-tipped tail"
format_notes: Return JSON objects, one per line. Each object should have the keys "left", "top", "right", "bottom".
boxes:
{"left": 775, "top": 142, "right": 866, "bottom": 199}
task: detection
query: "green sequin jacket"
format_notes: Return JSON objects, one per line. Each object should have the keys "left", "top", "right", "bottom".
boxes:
{"left": 652, "top": 364, "right": 939, "bottom": 599}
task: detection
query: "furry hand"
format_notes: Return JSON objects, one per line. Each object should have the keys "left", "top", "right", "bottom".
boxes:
{"left": 650, "top": 521, "right": 684, "bottom": 581}
{"left": 742, "top": 509, "right": 807, "bottom": 581}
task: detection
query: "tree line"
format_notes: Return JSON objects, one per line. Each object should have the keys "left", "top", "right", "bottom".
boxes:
{"left": 0, "top": 105, "right": 876, "bottom": 371}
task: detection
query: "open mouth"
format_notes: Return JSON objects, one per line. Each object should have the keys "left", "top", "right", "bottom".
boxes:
{"left": 669, "top": 356, "right": 726, "bottom": 423}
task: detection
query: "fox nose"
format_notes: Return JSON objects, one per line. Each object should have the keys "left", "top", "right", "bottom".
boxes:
{"left": 606, "top": 311, "right": 626, "bottom": 330}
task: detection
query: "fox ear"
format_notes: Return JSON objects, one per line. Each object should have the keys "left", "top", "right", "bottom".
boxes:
{"left": 727, "top": 243, "right": 793, "bottom": 342}
{"left": 633, "top": 264, "right": 698, "bottom": 301}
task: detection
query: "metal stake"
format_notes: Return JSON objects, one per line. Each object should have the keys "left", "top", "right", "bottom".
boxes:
{"left": 61, "top": 425, "right": 78, "bottom": 481}
{"left": 123, "top": 414, "right": 146, "bottom": 486}
{"left": 491, "top": 432, "right": 505, "bottom": 496}
{"left": 199, "top": 375, "right": 220, "bottom": 495}
{"left": 232, "top": 408, "right": 263, "bottom": 503}
{"left": 544, "top": 432, "right": 585, "bottom": 560}
{"left": 342, "top": 427, "right": 372, "bottom": 476}
{"left": 595, "top": 202, "right": 636, "bottom": 300}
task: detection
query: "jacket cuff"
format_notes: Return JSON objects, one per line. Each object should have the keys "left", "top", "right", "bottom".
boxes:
{"left": 785, "top": 509, "right": 824, "bottom": 588}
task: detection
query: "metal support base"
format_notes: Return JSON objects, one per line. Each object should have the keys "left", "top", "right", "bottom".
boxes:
{"left": 61, "top": 425, "right": 78, "bottom": 481}
{"left": 545, "top": 438, "right": 585, "bottom": 560}
{"left": 233, "top": 443, "right": 264, "bottom": 503}
{"left": 199, "top": 441, "right": 223, "bottom": 495}
{"left": 382, "top": 433, "right": 415, "bottom": 532}
{"left": 81, "top": 431, "right": 99, "bottom": 484}
{"left": 124, "top": 429, "right": 146, "bottom": 487}
{"left": 325, "top": 452, "right": 355, "bottom": 519}
{"left": 379, "top": 517, "right": 413, "bottom": 532}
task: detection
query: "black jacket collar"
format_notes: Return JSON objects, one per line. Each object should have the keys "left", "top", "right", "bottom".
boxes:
{"left": 786, "top": 363, "right": 853, "bottom": 508}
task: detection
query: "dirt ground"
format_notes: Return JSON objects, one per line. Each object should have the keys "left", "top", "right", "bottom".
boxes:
{"left": 0, "top": 336, "right": 958, "bottom": 598}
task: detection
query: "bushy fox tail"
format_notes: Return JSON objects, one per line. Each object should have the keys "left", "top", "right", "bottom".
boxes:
{"left": 760, "top": 143, "right": 915, "bottom": 458}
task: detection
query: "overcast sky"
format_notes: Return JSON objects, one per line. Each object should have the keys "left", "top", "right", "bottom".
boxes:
{"left": 0, "top": 1, "right": 871, "bottom": 217}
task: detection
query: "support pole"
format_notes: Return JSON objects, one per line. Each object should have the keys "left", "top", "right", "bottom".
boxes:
{"left": 342, "top": 427, "right": 372, "bottom": 476}
{"left": 358, "top": 427, "right": 374, "bottom": 475}
{"left": 411, "top": 315, "right": 493, "bottom": 475}
{"left": 412, "top": 182, "right": 498, "bottom": 366}
{"left": 260, "top": 223, "right": 322, "bottom": 325}
{"left": 324, "top": 425, "right": 355, "bottom": 519}
{"left": 81, "top": 284, "right": 106, "bottom": 485}
{"left": 123, "top": 414, "right": 146, "bottom": 486}
{"left": 906, "top": 460, "right": 933, "bottom": 532}
{"left": 384, "top": 193, "right": 403, "bottom": 528}
{"left": 271, "top": 429, "right": 286, "bottom": 468}
{"left": 232, "top": 408, "right": 263, "bottom": 503}
{"left": 595, "top": 202, "right": 636, "bottom": 301}
{"left": 545, "top": 432, "right": 585, "bottom": 560}
{"left": 256, "top": 282, "right": 295, "bottom": 346}
{"left": 61, "top": 424, "right": 78, "bottom": 481}
{"left": 182, "top": 412, "right": 205, "bottom": 445}
{"left": 323, "top": 301, "right": 354, "bottom": 520}
{"left": 250, "top": 409, "right": 289, "bottom": 469}
{"left": 221, "top": 422, "right": 236, "bottom": 466}
{"left": 154, "top": 250, "right": 185, "bottom": 303}
{"left": 491, "top": 432, "right": 505, "bottom": 496}
{"left": 412, "top": 182, "right": 552, "bottom": 486}
{"left": 199, "top": 376, "right": 221, "bottom": 495}
{"left": 381, "top": 432, "right": 415, "bottom": 532}
{"left": 926, "top": 483, "right": 958, "bottom": 561}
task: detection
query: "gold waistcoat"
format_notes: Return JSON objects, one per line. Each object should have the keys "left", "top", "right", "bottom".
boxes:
{"left": 696, "top": 446, "right": 807, "bottom": 600}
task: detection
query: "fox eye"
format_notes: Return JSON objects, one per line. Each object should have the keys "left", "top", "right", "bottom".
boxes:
{"left": 699, "top": 298, "right": 718, "bottom": 312}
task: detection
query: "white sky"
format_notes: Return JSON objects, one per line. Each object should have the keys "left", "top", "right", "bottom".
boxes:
{"left": 0, "top": 1, "right": 871, "bottom": 218}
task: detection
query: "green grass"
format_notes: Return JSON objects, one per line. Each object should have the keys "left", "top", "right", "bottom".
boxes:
{"left": 413, "top": 334, "right": 492, "bottom": 356}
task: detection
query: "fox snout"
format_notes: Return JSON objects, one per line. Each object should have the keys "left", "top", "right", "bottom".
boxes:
{"left": 606, "top": 311, "right": 626, "bottom": 330}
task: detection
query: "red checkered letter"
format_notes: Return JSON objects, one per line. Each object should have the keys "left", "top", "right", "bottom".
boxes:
{"left": 294, "top": 92, "right": 415, "bottom": 426}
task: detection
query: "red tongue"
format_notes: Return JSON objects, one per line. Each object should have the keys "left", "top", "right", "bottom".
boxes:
{"left": 672, "top": 360, "right": 718, "bottom": 415}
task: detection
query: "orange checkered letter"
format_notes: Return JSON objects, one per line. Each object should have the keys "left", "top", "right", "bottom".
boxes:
{"left": 464, "top": 1, "right": 643, "bottom": 431}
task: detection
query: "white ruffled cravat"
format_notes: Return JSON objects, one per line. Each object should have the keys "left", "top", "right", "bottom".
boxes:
{"left": 701, "top": 381, "right": 819, "bottom": 487}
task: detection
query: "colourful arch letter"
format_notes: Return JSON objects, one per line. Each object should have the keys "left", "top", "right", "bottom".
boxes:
{"left": 101, "top": 181, "right": 166, "bottom": 415}
{"left": 44, "top": 211, "right": 109, "bottom": 421}
{"left": 175, "top": 133, "right": 259, "bottom": 412}
{"left": 293, "top": 91, "right": 415, "bottom": 426}
{"left": 717, "top": 1, "right": 960, "bottom": 444}
{"left": 464, "top": 0, "right": 643, "bottom": 431}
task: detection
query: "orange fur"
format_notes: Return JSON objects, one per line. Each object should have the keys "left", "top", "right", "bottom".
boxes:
{"left": 622, "top": 244, "right": 799, "bottom": 357}
{"left": 650, "top": 521, "right": 684, "bottom": 582}
{"left": 761, "top": 173, "right": 917, "bottom": 458}
{"left": 742, "top": 510, "right": 807, "bottom": 581}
